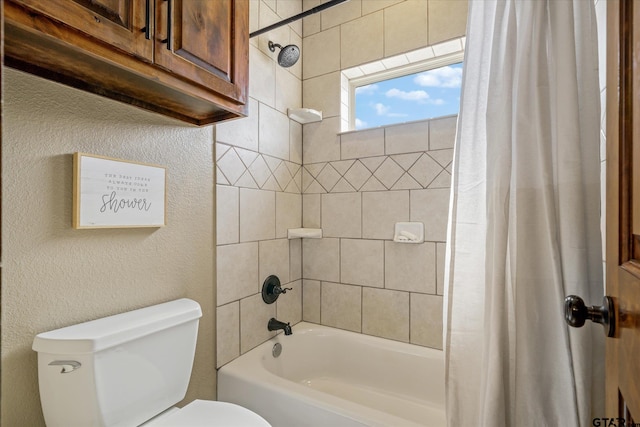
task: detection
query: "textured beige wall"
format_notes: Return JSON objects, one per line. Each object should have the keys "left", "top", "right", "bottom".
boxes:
{"left": 1, "top": 68, "right": 216, "bottom": 427}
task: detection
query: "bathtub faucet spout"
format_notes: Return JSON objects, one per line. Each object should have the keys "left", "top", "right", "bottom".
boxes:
{"left": 268, "top": 318, "right": 292, "bottom": 335}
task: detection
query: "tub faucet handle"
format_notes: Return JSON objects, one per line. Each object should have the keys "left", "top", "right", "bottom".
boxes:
{"left": 262, "top": 275, "right": 292, "bottom": 304}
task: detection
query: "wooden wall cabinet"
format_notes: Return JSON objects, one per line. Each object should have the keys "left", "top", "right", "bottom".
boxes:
{"left": 3, "top": 0, "right": 249, "bottom": 125}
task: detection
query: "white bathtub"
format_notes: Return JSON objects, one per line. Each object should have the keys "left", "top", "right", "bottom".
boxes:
{"left": 217, "top": 322, "right": 445, "bottom": 427}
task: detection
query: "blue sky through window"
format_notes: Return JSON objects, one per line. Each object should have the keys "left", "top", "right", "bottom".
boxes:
{"left": 354, "top": 62, "right": 463, "bottom": 130}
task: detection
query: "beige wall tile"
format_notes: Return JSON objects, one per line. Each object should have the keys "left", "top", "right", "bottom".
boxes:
{"left": 303, "top": 116, "right": 342, "bottom": 163}
{"left": 385, "top": 241, "right": 436, "bottom": 293}
{"left": 276, "top": 192, "right": 302, "bottom": 238}
{"left": 373, "top": 157, "right": 404, "bottom": 188}
{"left": 343, "top": 160, "right": 373, "bottom": 190}
{"left": 217, "top": 242, "right": 259, "bottom": 305}
{"left": 341, "top": 239, "right": 384, "bottom": 287}
{"left": 302, "top": 0, "right": 321, "bottom": 36}
{"left": 321, "top": 0, "right": 361, "bottom": 30}
{"left": 259, "top": 103, "right": 290, "bottom": 160}
{"left": 341, "top": 128, "right": 385, "bottom": 160}
{"left": 410, "top": 293, "right": 443, "bottom": 349}
{"left": 216, "top": 98, "right": 259, "bottom": 152}
{"left": 290, "top": 121, "right": 303, "bottom": 165}
{"left": 263, "top": 0, "right": 277, "bottom": 13}
{"left": 240, "top": 294, "right": 277, "bottom": 353}
{"left": 302, "top": 279, "right": 321, "bottom": 322}
{"left": 217, "top": 185, "right": 239, "bottom": 245}
{"left": 257, "top": 3, "right": 290, "bottom": 59}
{"left": 290, "top": 239, "right": 302, "bottom": 281}
{"left": 218, "top": 147, "right": 248, "bottom": 185}
{"left": 362, "top": 191, "right": 409, "bottom": 239}
{"left": 216, "top": 302, "right": 240, "bottom": 368}
{"left": 304, "top": 72, "right": 342, "bottom": 118}
{"left": 428, "top": 0, "right": 468, "bottom": 45}
{"left": 361, "top": 0, "right": 405, "bottom": 15}
{"left": 250, "top": 45, "right": 276, "bottom": 106}
{"left": 316, "top": 163, "right": 341, "bottom": 191}
{"left": 321, "top": 282, "right": 362, "bottom": 332}
{"left": 408, "top": 154, "right": 443, "bottom": 188}
{"left": 277, "top": 0, "right": 303, "bottom": 36}
{"left": 362, "top": 288, "right": 409, "bottom": 342}
{"left": 321, "top": 193, "right": 362, "bottom": 238}
{"left": 429, "top": 116, "right": 457, "bottom": 150}
{"left": 385, "top": 120, "right": 430, "bottom": 155}
{"left": 250, "top": 0, "right": 260, "bottom": 34}
{"left": 341, "top": 11, "right": 384, "bottom": 69}
{"left": 276, "top": 67, "right": 302, "bottom": 115}
{"left": 303, "top": 193, "right": 321, "bottom": 227}
{"left": 410, "top": 188, "right": 450, "bottom": 241}
{"left": 240, "top": 188, "right": 276, "bottom": 242}
{"left": 303, "top": 26, "right": 341, "bottom": 78}
{"left": 288, "top": 30, "right": 304, "bottom": 80}
{"left": 259, "top": 238, "right": 291, "bottom": 285}
{"left": 303, "top": 238, "right": 340, "bottom": 281}
{"left": 436, "top": 242, "right": 446, "bottom": 295}
{"left": 276, "top": 279, "right": 303, "bottom": 324}
{"left": 384, "top": 1, "right": 428, "bottom": 56}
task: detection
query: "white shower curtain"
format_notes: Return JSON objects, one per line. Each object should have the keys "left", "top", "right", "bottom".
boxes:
{"left": 444, "top": 1, "right": 604, "bottom": 426}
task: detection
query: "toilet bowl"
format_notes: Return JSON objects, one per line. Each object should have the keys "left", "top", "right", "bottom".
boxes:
{"left": 32, "top": 299, "right": 271, "bottom": 427}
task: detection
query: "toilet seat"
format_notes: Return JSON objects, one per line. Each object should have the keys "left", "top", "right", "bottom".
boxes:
{"left": 145, "top": 400, "right": 271, "bottom": 427}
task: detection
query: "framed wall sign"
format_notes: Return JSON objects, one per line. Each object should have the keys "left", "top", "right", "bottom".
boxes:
{"left": 72, "top": 153, "right": 167, "bottom": 229}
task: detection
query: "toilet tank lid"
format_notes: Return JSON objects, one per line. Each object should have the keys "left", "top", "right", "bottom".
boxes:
{"left": 33, "top": 299, "right": 202, "bottom": 354}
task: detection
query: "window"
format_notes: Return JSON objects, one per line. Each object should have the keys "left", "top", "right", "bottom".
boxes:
{"left": 342, "top": 38, "right": 465, "bottom": 131}
{"left": 354, "top": 63, "right": 462, "bottom": 130}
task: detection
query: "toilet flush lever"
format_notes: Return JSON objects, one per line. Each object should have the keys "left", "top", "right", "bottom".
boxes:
{"left": 49, "top": 360, "right": 81, "bottom": 373}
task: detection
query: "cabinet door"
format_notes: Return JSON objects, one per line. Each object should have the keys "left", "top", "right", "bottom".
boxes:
{"left": 154, "top": 0, "right": 248, "bottom": 105}
{"left": 10, "top": 0, "right": 153, "bottom": 61}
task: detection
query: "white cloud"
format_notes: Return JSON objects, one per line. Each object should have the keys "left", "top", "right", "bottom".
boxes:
{"left": 355, "top": 118, "right": 368, "bottom": 129}
{"left": 430, "top": 99, "right": 445, "bottom": 105}
{"left": 373, "top": 103, "right": 390, "bottom": 115}
{"left": 414, "top": 66, "right": 462, "bottom": 88}
{"left": 385, "top": 88, "right": 430, "bottom": 102}
{"left": 356, "top": 84, "right": 378, "bottom": 95}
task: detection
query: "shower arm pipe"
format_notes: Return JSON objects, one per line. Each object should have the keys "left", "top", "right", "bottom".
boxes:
{"left": 249, "top": 0, "right": 350, "bottom": 39}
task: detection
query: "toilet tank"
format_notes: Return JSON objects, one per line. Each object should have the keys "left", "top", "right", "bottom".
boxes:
{"left": 32, "top": 299, "right": 202, "bottom": 427}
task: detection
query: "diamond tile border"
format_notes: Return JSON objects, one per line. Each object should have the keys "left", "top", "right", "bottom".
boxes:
{"left": 215, "top": 144, "right": 450, "bottom": 196}
{"left": 216, "top": 143, "right": 301, "bottom": 193}
{"left": 302, "top": 150, "right": 450, "bottom": 194}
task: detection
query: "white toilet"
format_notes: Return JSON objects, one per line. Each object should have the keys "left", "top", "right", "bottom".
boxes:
{"left": 32, "top": 298, "right": 271, "bottom": 427}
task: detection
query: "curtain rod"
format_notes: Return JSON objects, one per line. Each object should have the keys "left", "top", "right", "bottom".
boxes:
{"left": 249, "top": 0, "right": 350, "bottom": 38}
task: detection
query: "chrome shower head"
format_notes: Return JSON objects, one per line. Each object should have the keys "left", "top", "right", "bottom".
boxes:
{"left": 268, "top": 41, "right": 300, "bottom": 68}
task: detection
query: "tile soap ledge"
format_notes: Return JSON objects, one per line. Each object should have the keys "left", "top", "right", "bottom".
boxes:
{"left": 287, "top": 228, "right": 323, "bottom": 239}
{"left": 287, "top": 108, "right": 322, "bottom": 124}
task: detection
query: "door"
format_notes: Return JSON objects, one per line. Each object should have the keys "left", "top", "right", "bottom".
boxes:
{"left": 8, "top": 0, "right": 153, "bottom": 61}
{"left": 154, "top": 0, "right": 248, "bottom": 105}
{"left": 606, "top": 0, "right": 640, "bottom": 421}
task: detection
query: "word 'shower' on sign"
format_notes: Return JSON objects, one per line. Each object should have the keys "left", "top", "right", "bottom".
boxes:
{"left": 72, "top": 153, "right": 166, "bottom": 229}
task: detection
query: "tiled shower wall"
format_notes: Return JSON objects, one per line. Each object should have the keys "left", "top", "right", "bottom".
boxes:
{"left": 216, "top": 0, "right": 469, "bottom": 368}
{"left": 215, "top": 0, "right": 304, "bottom": 368}
{"left": 301, "top": 116, "right": 456, "bottom": 348}
{"left": 299, "top": 0, "right": 467, "bottom": 349}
